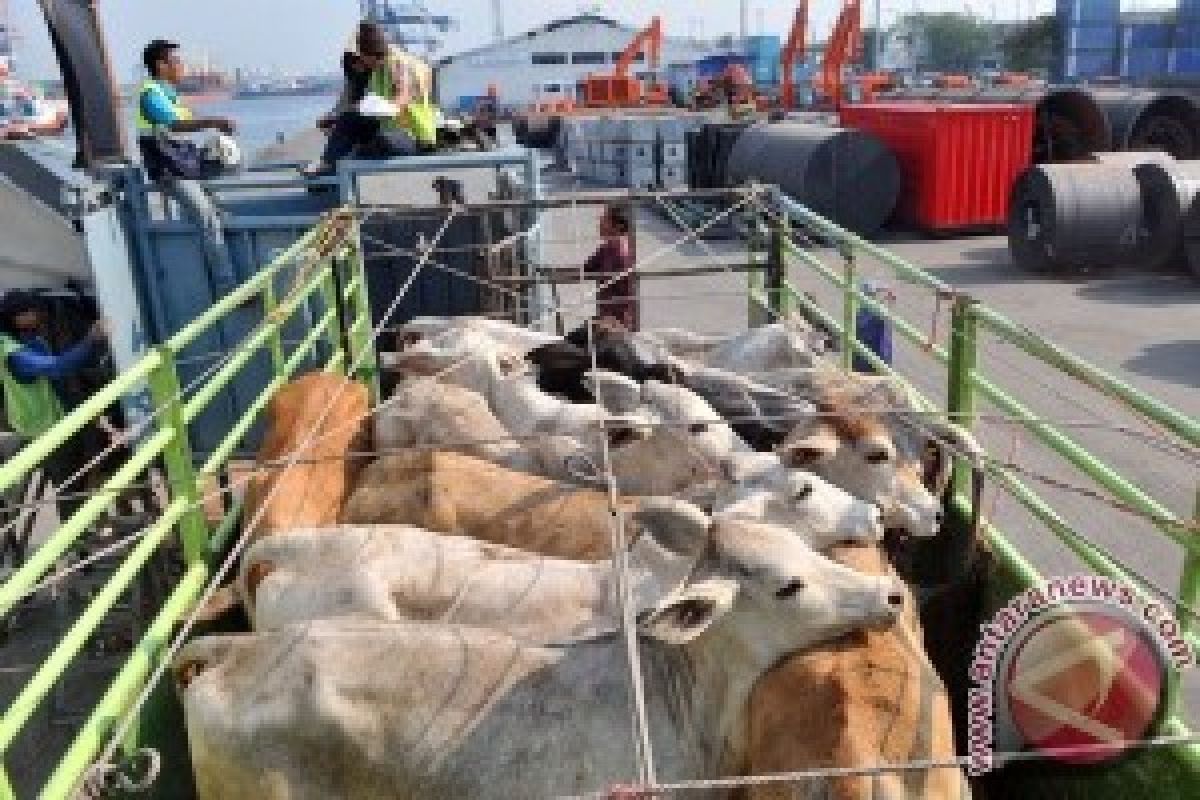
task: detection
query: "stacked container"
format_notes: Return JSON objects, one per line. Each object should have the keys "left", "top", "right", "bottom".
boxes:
{"left": 744, "top": 35, "right": 782, "bottom": 87}
{"left": 1177, "top": 0, "right": 1200, "bottom": 75}
{"left": 1057, "top": 0, "right": 1120, "bottom": 81}
{"left": 1121, "top": 20, "right": 1173, "bottom": 82}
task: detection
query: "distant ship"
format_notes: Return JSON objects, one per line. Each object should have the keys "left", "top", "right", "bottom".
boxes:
{"left": 176, "top": 57, "right": 233, "bottom": 104}
{"left": 0, "top": 76, "right": 68, "bottom": 140}
{"left": 234, "top": 77, "right": 340, "bottom": 99}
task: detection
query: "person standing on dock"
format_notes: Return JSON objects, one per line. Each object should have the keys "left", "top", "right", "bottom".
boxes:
{"left": 136, "top": 39, "right": 240, "bottom": 291}
{"left": 584, "top": 204, "right": 639, "bottom": 331}
{"left": 0, "top": 290, "right": 111, "bottom": 523}
{"left": 302, "top": 22, "right": 440, "bottom": 177}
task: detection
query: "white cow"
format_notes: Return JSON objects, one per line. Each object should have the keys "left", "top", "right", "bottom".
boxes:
{"left": 713, "top": 452, "right": 885, "bottom": 544}
{"left": 397, "top": 316, "right": 561, "bottom": 356}
{"left": 175, "top": 514, "right": 904, "bottom": 800}
{"left": 643, "top": 321, "right": 827, "bottom": 374}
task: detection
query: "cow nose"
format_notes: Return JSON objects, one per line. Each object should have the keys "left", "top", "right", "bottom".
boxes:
{"left": 934, "top": 509, "right": 945, "bottom": 526}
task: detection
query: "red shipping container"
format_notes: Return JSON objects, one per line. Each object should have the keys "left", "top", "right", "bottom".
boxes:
{"left": 839, "top": 103, "right": 1035, "bottom": 233}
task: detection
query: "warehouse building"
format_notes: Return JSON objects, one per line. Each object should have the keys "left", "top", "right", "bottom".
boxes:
{"left": 435, "top": 13, "right": 718, "bottom": 111}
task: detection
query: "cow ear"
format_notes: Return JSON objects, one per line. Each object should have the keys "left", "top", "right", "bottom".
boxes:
{"left": 631, "top": 498, "right": 710, "bottom": 560}
{"left": 639, "top": 577, "right": 739, "bottom": 645}
{"left": 777, "top": 424, "right": 840, "bottom": 467}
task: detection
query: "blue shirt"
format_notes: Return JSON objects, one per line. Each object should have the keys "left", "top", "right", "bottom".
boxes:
{"left": 140, "top": 80, "right": 182, "bottom": 128}
{"left": 5, "top": 334, "right": 97, "bottom": 383}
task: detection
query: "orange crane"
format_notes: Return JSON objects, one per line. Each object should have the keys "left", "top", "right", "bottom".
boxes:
{"left": 780, "top": 1, "right": 809, "bottom": 110}
{"left": 816, "top": 0, "right": 861, "bottom": 109}
{"left": 582, "top": 16, "right": 668, "bottom": 108}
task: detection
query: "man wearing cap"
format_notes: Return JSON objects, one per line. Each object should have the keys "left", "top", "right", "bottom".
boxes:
{"left": 303, "top": 21, "right": 440, "bottom": 176}
{"left": 137, "top": 39, "right": 240, "bottom": 290}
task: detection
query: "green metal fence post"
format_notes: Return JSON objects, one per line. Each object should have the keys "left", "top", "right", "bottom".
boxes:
{"left": 346, "top": 224, "right": 379, "bottom": 401}
{"left": 841, "top": 248, "right": 858, "bottom": 371}
{"left": 1179, "top": 488, "right": 1200, "bottom": 637}
{"left": 261, "top": 281, "right": 286, "bottom": 376}
{"left": 768, "top": 216, "right": 793, "bottom": 320}
{"left": 947, "top": 294, "right": 979, "bottom": 499}
{"left": 145, "top": 347, "right": 209, "bottom": 563}
{"left": 318, "top": 256, "right": 344, "bottom": 369}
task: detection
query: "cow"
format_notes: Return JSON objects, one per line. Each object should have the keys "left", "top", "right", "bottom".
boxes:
{"left": 241, "top": 372, "right": 369, "bottom": 540}
{"left": 396, "top": 316, "right": 561, "bottom": 357}
{"left": 741, "top": 544, "right": 969, "bottom": 800}
{"left": 237, "top": 500, "right": 706, "bottom": 633}
{"left": 340, "top": 451, "right": 886, "bottom": 557}
{"left": 373, "top": 377, "right": 540, "bottom": 474}
{"left": 174, "top": 513, "right": 905, "bottom": 800}
{"left": 527, "top": 319, "right": 682, "bottom": 403}
{"left": 641, "top": 320, "right": 827, "bottom": 374}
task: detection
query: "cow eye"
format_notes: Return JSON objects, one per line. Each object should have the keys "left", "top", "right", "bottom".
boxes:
{"left": 777, "top": 579, "right": 806, "bottom": 598}
{"left": 688, "top": 423, "right": 709, "bottom": 434}
{"left": 793, "top": 483, "right": 814, "bottom": 502}
{"left": 865, "top": 449, "right": 891, "bottom": 464}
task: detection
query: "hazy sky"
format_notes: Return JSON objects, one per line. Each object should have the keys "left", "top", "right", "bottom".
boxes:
{"left": 8, "top": 0, "right": 1176, "bottom": 79}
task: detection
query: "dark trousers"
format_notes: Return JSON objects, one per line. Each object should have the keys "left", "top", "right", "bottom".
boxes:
{"left": 322, "top": 112, "right": 419, "bottom": 165}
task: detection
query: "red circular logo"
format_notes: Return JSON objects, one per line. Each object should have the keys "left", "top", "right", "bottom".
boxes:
{"left": 1003, "top": 608, "right": 1166, "bottom": 765}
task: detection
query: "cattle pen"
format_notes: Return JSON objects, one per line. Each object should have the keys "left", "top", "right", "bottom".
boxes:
{"left": 0, "top": 147, "right": 1198, "bottom": 799}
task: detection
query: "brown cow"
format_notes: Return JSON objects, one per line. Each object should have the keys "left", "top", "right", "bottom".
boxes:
{"left": 340, "top": 450, "right": 634, "bottom": 560}
{"left": 740, "top": 545, "right": 967, "bottom": 800}
{"left": 242, "top": 372, "right": 370, "bottom": 539}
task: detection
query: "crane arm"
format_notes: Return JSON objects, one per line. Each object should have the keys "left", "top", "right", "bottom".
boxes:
{"left": 821, "top": 0, "right": 861, "bottom": 108}
{"left": 615, "top": 16, "right": 662, "bottom": 77}
{"left": 780, "top": 1, "right": 809, "bottom": 110}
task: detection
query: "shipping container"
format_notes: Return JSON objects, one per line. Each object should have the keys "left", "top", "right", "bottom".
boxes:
{"left": 1175, "top": 22, "right": 1200, "bottom": 49}
{"left": 1173, "top": 46, "right": 1200, "bottom": 74}
{"left": 1063, "top": 48, "right": 1119, "bottom": 79}
{"left": 1066, "top": 23, "right": 1121, "bottom": 51}
{"left": 695, "top": 53, "right": 747, "bottom": 81}
{"left": 1056, "top": 0, "right": 1119, "bottom": 25}
{"left": 1125, "top": 47, "right": 1171, "bottom": 80}
{"left": 839, "top": 103, "right": 1034, "bottom": 233}
{"left": 1126, "top": 22, "right": 1174, "bottom": 50}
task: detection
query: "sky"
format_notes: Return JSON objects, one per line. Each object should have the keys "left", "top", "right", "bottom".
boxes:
{"left": 6, "top": 0, "right": 1178, "bottom": 80}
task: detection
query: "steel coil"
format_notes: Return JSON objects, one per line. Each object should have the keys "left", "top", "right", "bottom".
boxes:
{"left": 1090, "top": 89, "right": 1200, "bottom": 160}
{"left": 1007, "top": 164, "right": 1144, "bottom": 272}
{"left": 1134, "top": 161, "right": 1200, "bottom": 271}
{"left": 725, "top": 122, "right": 901, "bottom": 235}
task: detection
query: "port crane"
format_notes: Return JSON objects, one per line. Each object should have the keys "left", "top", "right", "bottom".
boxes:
{"left": 779, "top": 1, "right": 809, "bottom": 110}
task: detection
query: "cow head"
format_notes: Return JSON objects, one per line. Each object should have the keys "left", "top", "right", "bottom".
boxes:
{"left": 776, "top": 408, "right": 943, "bottom": 540}
{"left": 637, "top": 516, "right": 903, "bottom": 651}
{"left": 714, "top": 454, "right": 885, "bottom": 550}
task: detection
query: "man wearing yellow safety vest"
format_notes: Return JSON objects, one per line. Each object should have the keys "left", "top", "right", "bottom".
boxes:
{"left": 136, "top": 39, "right": 241, "bottom": 290}
{"left": 303, "top": 22, "right": 440, "bottom": 177}
{"left": 0, "top": 290, "right": 112, "bottom": 528}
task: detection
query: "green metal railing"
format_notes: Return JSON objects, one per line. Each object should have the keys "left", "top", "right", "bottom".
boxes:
{"left": 750, "top": 192, "right": 1200, "bottom": 758}
{"left": 0, "top": 209, "right": 373, "bottom": 799}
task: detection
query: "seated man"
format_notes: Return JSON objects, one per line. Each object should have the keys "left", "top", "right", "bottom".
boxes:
{"left": 583, "top": 204, "right": 639, "bottom": 332}
{"left": 136, "top": 39, "right": 240, "bottom": 290}
{"left": 304, "top": 22, "right": 440, "bottom": 176}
